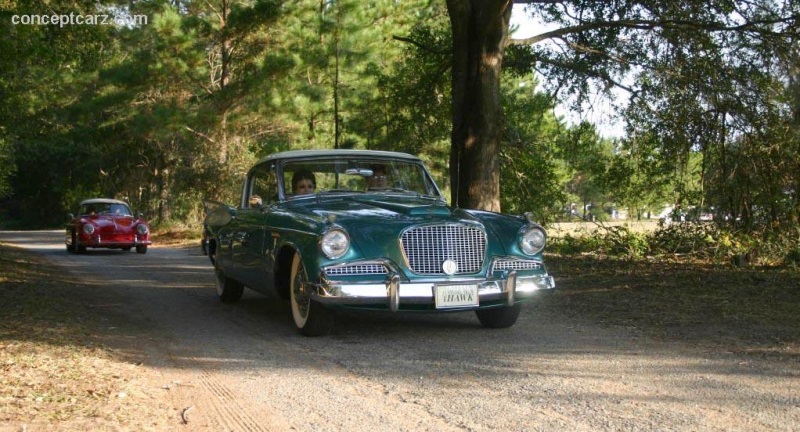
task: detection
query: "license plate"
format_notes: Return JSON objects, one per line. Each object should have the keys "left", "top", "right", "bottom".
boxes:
{"left": 434, "top": 284, "right": 479, "bottom": 309}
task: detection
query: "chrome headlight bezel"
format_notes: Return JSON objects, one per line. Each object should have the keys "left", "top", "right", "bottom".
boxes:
{"left": 320, "top": 228, "right": 350, "bottom": 259}
{"left": 136, "top": 224, "right": 149, "bottom": 236}
{"left": 519, "top": 225, "right": 547, "bottom": 256}
{"left": 82, "top": 223, "right": 95, "bottom": 235}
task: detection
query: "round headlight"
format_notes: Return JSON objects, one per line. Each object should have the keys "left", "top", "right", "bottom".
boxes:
{"left": 82, "top": 224, "right": 95, "bottom": 235}
{"left": 520, "top": 226, "right": 546, "bottom": 255}
{"left": 137, "top": 224, "right": 149, "bottom": 235}
{"left": 320, "top": 229, "right": 349, "bottom": 259}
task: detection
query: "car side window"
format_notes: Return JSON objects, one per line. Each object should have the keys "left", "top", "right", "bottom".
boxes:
{"left": 247, "top": 163, "right": 277, "bottom": 208}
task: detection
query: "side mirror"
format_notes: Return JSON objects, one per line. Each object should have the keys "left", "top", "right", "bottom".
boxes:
{"left": 138, "top": 212, "right": 144, "bottom": 219}
{"left": 67, "top": 213, "right": 74, "bottom": 220}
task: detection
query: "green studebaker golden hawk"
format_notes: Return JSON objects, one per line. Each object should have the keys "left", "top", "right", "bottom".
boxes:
{"left": 203, "top": 149, "right": 555, "bottom": 336}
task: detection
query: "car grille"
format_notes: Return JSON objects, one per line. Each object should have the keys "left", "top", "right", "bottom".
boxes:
{"left": 324, "top": 263, "right": 388, "bottom": 276}
{"left": 401, "top": 225, "right": 486, "bottom": 275}
{"left": 492, "top": 259, "right": 542, "bottom": 272}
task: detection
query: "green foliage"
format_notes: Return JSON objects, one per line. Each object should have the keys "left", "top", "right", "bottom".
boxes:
{"left": 1, "top": 0, "right": 798, "bottom": 248}
{"left": 549, "top": 233, "right": 605, "bottom": 256}
{"left": 0, "top": 135, "right": 15, "bottom": 199}
{"left": 499, "top": 75, "right": 566, "bottom": 220}
{"left": 549, "top": 226, "right": 649, "bottom": 259}
{"left": 514, "top": 1, "right": 799, "bottom": 232}
{"left": 650, "top": 223, "right": 730, "bottom": 258}
{"left": 550, "top": 222, "right": 800, "bottom": 267}
{"left": 785, "top": 248, "right": 800, "bottom": 268}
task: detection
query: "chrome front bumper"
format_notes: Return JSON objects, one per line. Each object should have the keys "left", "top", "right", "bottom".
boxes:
{"left": 82, "top": 235, "right": 152, "bottom": 248}
{"left": 312, "top": 271, "right": 555, "bottom": 311}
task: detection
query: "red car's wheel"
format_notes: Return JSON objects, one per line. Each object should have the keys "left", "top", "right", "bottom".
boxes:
{"left": 66, "top": 231, "right": 76, "bottom": 253}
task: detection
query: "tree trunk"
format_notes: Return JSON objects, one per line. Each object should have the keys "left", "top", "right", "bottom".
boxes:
{"left": 446, "top": 0, "right": 512, "bottom": 211}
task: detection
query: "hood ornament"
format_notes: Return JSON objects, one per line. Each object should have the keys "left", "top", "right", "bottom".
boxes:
{"left": 523, "top": 212, "right": 535, "bottom": 223}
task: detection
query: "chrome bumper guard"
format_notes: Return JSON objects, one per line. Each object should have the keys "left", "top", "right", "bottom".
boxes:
{"left": 313, "top": 270, "right": 555, "bottom": 310}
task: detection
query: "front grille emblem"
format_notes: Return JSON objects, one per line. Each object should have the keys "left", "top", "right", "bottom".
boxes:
{"left": 442, "top": 259, "right": 458, "bottom": 275}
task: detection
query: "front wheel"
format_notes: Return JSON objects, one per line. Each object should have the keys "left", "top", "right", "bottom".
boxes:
{"left": 66, "top": 231, "right": 76, "bottom": 253}
{"left": 475, "top": 304, "right": 521, "bottom": 329}
{"left": 215, "top": 260, "right": 244, "bottom": 303}
{"left": 290, "top": 252, "right": 334, "bottom": 336}
{"left": 136, "top": 245, "right": 147, "bottom": 254}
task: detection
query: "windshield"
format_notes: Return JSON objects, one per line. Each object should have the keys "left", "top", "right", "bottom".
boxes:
{"left": 80, "top": 202, "right": 133, "bottom": 217}
{"left": 282, "top": 158, "right": 442, "bottom": 200}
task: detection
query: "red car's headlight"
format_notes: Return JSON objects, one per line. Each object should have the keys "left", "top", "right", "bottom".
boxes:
{"left": 82, "top": 224, "right": 95, "bottom": 235}
{"left": 137, "top": 224, "right": 149, "bottom": 236}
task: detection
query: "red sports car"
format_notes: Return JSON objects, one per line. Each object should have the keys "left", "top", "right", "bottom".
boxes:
{"left": 65, "top": 199, "right": 152, "bottom": 254}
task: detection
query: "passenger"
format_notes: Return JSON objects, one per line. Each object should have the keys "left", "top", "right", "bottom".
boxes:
{"left": 368, "top": 164, "right": 389, "bottom": 189}
{"left": 292, "top": 170, "right": 316, "bottom": 195}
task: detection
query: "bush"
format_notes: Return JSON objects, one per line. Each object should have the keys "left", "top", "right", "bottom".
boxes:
{"left": 649, "top": 222, "right": 732, "bottom": 259}
{"left": 549, "top": 222, "right": 800, "bottom": 268}
{"left": 549, "top": 233, "right": 604, "bottom": 255}
{"left": 786, "top": 248, "right": 800, "bottom": 267}
{"left": 549, "top": 225, "right": 648, "bottom": 259}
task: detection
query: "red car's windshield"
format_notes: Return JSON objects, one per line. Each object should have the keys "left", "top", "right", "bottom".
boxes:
{"left": 79, "top": 203, "right": 133, "bottom": 217}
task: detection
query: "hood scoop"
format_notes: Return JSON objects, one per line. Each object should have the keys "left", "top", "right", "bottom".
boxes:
{"left": 353, "top": 198, "right": 452, "bottom": 217}
{"left": 407, "top": 206, "right": 451, "bottom": 216}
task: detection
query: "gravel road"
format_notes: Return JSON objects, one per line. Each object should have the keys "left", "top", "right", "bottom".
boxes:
{"left": 2, "top": 230, "right": 798, "bottom": 431}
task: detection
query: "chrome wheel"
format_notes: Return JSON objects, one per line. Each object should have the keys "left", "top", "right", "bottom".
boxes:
{"left": 290, "top": 253, "right": 311, "bottom": 327}
{"left": 290, "top": 252, "right": 334, "bottom": 336}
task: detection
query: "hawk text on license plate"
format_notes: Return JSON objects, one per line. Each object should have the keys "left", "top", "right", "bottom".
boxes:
{"left": 435, "top": 284, "right": 479, "bottom": 309}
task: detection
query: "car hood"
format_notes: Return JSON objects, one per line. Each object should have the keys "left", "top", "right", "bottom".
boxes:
{"left": 284, "top": 195, "right": 517, "bottom": 258}
{"left": 302, "top": 195, "right": 478, "bottom": 225}
{"left": 82, "top": 215, "right": 138, "bottom": 232}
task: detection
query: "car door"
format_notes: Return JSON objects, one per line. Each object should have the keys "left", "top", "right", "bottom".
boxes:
{"left": 232, "top": 162, "right": 278, "bottom": 293}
